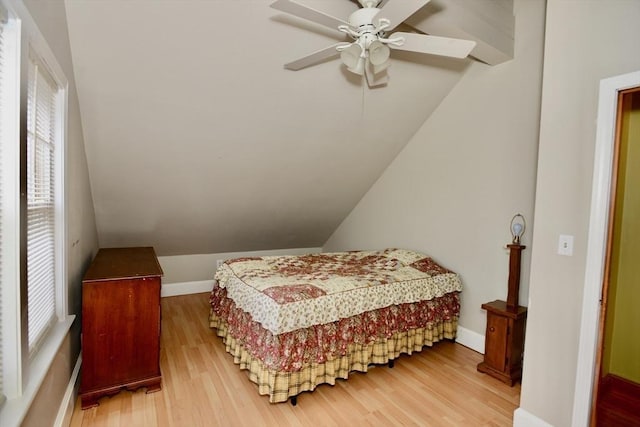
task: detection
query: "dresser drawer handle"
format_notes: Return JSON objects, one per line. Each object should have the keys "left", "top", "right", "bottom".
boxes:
{"left": 489, "top": 326, "right": 495, "bottom": 333}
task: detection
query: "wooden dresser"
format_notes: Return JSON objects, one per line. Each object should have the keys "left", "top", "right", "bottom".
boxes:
{"left": 80, "top": 247, "right": 163, "bottom": 409}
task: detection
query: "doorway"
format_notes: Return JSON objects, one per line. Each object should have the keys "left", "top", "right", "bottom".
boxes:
{"left": 592, "top": 88, "right": 640, "bottom": 425}
{"left": 572, "top": 71, "right": 640, "bottom": 427}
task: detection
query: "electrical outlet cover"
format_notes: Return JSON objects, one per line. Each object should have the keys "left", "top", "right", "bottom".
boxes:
{"left": 558, "top": 235, "right": 574, "bottom": 256}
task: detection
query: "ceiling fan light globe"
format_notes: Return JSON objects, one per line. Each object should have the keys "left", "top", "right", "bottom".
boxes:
{"left": 369, "top": 41, "right": 390, "bottom": 66}
{"left": 347, "top": 57, "right": 366, "bottom": 75}
{"left": 373, "top": 59, "right": 390, "bottom": 74}
{"left": 340, "top": 44, "right": 363, "bottom": 69}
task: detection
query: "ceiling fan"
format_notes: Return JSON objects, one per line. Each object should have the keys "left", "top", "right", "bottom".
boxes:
{"left": 271, "top": 0, "right": 477, "bottom": 87}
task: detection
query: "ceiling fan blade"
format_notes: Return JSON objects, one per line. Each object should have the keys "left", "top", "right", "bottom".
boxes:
{"left": 374, "top": 0, "right": 431, "bottom": 31}
{"left": 271, "top": 0, "right": 349, "bottom": 31}
{"left": 388, "top": 32, "right": 476, "bottom": 58}
{"left": 365, "top": 61, "right": 389, "bottom": 87}
{"left": 284, "top": 43, "right": 347, "bottom": 70}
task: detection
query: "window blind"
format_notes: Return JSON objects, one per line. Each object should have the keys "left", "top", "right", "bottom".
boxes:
{"left": 26, "top": 53, "right": 57, "bottom": 355}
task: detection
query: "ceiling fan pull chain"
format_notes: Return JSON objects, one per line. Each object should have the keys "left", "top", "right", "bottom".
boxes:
{"left": 361, "top": 76, "right": 366, "bottom": 119}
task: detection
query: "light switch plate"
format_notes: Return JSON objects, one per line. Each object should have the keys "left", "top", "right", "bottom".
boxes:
{"left": 558, "top": 235, "right": 574, "bottom": 256}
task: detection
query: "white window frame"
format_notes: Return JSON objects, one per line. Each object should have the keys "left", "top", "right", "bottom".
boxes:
{"left": 25, "top": 45, "right": 67, "bottom": 356}
{"left": 0, "top": 1, "right": 22, "bottom": 408}
{"left": 0, "top": 0, "right": 71, "bottom": 424}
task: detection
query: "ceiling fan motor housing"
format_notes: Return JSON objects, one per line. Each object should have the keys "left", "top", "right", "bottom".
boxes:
{"left": 346, "top": 7, "right": 390, "bottom": 54}
{"left": 358, "top": 0, "right": 381, "bottom": 8}
{"left": 348, "top": 7, "right": 381, "bottom": 29}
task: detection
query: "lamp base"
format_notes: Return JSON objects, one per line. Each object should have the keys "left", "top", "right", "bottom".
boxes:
{"left": 506, "top": 244, "right": 525, "bottom": 312}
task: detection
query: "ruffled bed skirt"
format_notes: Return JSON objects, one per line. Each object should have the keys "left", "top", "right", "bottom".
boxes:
{"left": 209, "top": 311, "right": 458, "bottom": 403}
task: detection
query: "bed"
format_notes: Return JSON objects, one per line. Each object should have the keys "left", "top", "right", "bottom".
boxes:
{"left": 208, "top": 248, "right": 462, "bottom": 404}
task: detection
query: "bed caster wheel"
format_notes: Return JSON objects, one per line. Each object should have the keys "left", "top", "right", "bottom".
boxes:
{"left": 290, "top": 396, "right": 297, "bottom": 406}
{"left": 388, "top": 360, "right": 395, "bottom": 368}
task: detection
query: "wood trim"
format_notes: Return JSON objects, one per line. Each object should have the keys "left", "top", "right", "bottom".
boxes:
{"left": 514, "top": 408, "right": 554, "bottom": 427}
{"left": 54, "top": 355, "right": 82, "bottom": 427}
{"left": 455, "top": 325, "right": 485, "bottom": 353}
{"left": 590, "top": 91, "right": 632, "bottom": 426}
{"left": 572, "top": 71, "right": 640, "bottom": 427}
{"left": 619, "top": 86, "right": 640, "bottom": 96}
{"left": 600, "top": 374, "right": 640, "bottom": 397}
{"left": 161, "top": 280, "right": 214, "bottom": 298}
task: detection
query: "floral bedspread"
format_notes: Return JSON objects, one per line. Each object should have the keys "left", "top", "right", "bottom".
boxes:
{"left": 210, "top": 287, "right": 460, "bottom": 372}
{"left": 214, "top": 248, "right": 462, "bottom": 335}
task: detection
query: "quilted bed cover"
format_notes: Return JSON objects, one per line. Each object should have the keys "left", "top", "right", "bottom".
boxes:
{"left": 213, "top": 248, "right": 462, "bottom": 335}
{"left": 209, "top": 249, "right": 463, "bottom": 402}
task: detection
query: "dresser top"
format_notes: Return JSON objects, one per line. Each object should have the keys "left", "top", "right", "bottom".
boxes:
{"left": 83, "top": 247, "right": 163, "bottom": 282}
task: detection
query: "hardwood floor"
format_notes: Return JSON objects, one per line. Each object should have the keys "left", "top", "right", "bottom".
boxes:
{"left": 70, "top": 293, "right": 520, "bottom": 426}
{"left": 596, "top": 374, "right": 640, "bottom": 426}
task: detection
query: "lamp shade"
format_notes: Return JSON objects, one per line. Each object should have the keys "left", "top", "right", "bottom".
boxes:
{"left": 340, "top": 44, "right": 363, "bottom": 70}
{"left": 373, "top": 59, "right": 390, "bottom": 74}
{"left": 348, "top": 57, "right": 366, "bottom": 75}
{"left": 368, "top": 41, "right": 390, "bottom": 66}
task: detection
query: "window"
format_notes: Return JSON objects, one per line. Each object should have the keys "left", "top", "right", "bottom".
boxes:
{"left": 26, "top": 52, "right": 59, "bottom": 355}
{"left": 0, "top": 0, "right": 70, "bottom": 423}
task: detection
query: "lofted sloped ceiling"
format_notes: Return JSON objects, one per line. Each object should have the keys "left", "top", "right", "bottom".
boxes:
{"left": 64, "top": 0, "right": 513, "bottom": 256}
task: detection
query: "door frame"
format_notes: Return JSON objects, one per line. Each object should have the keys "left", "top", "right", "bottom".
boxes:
{"left": 571, "top": 70, "right": 640, "bottom": 427}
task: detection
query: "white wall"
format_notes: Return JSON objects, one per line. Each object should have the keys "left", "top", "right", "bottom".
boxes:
{"left": 159, "top": 247, "right": 321, "bottom": 284}
{"left": 20, "top": 0, "right": 98, "bottom": 424}
{"left": 324, "top": 0, "right": 545, "bottom": 336}
{"left": 64, "top": 0, "right": 474, "bottom": 258}
{"left": 519, "top": 1, "right": 640, "bottom": 426}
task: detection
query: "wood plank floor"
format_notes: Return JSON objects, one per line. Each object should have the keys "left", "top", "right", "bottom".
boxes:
{"left": 596, "top": 374, "right": 640, "bottom": 426}
{"left": 70, "top": 293, "right": 520, "bottom": 426}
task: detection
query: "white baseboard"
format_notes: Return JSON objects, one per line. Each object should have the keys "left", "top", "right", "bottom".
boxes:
{"left": 513, "top": 408, "right": 554, "bottom": 427}
{"left": 161, "top": 280, "right": 214, "bottom": 298}
{"left": 455, "top": 326, "right": 485, "bottom": 354}
{"left": 55, "top": 354, "right": 81, "bottom": 427}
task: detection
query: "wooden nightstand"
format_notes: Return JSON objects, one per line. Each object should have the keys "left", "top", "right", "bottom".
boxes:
{"left": 477, "top": 300, "right": 527, "bottom": 386}
{"left": 80, "top": 247, "right": 163, "bottom": 409}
